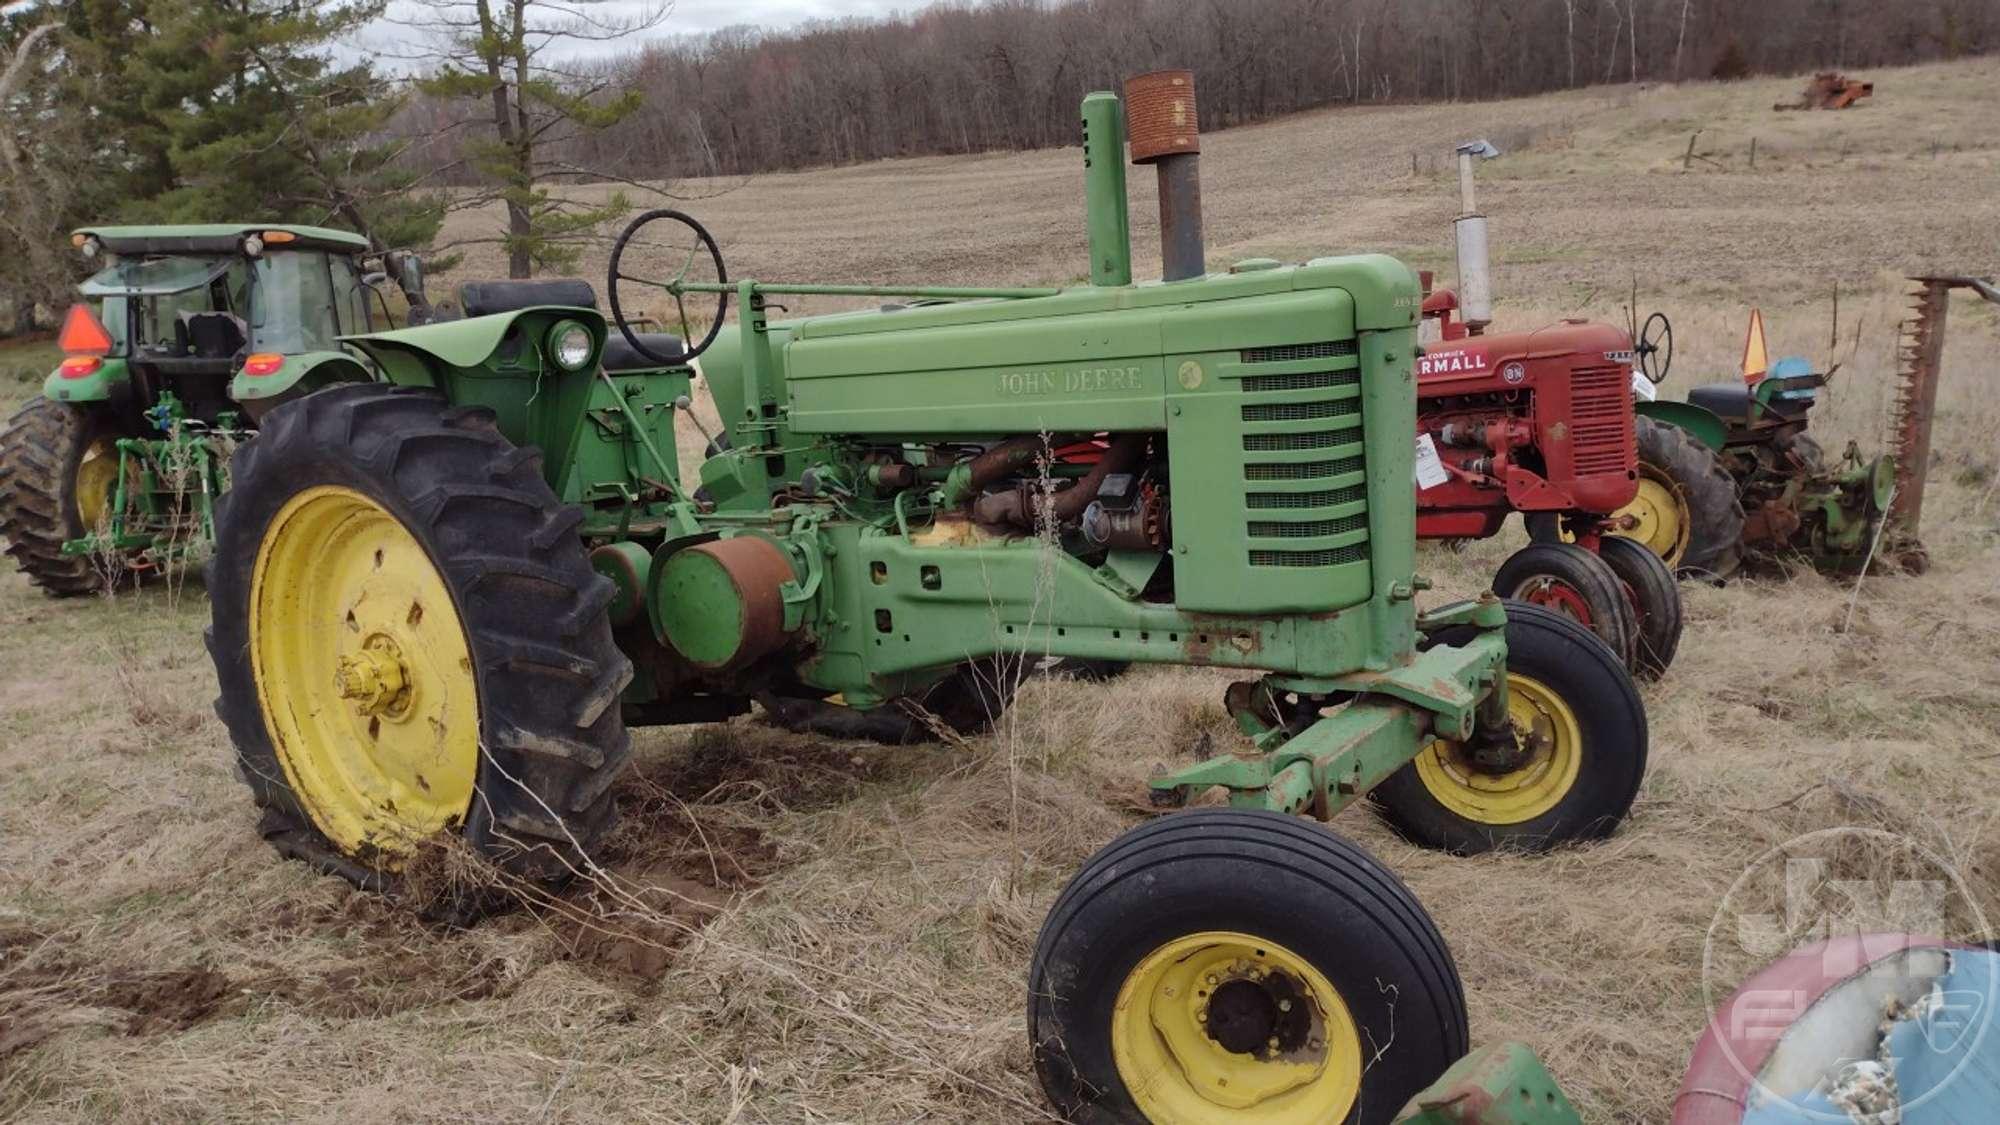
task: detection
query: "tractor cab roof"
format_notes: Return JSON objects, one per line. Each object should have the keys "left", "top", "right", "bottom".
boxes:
{"left": 72, "top": 224, "right": 372, "bottom": 256}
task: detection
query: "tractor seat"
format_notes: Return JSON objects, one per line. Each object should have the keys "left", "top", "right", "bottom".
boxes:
{"left": 1687, "top": 381, "right": 1753, "bottom": 422}
{"left": 457, "top": 279, "right": 599, "bottom": 317}
{"left": 177, "top": 311, "right": 248, "bottom": 359}
{"left": 602, "top": 333, "right": 687, "bottom": 372}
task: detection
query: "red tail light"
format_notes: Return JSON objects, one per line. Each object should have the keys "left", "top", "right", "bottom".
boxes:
{"left": 242, "top": 353, "right": 285, "bottom": 377}
{"left": 58, "top": 304, "right": 114, "bottom": 357}
{"left": 58, "top": 356, "right": 103, "bottom": 379}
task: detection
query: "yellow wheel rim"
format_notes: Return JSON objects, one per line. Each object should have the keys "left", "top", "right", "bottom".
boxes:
{"left": 73, "top": 437, "right": 119, "bottom": 529}
{"left": 249, "top": 486, "right": 480, "bottom": 863}
{"left": 1609, "top": 469, "right": 1689, "bottom": 567}
{"left": 1415, "top": 674, "right": 1582, "bottom": 825}
{"left": 1111, "top": 931, "right": 1363, "bottom": 1124}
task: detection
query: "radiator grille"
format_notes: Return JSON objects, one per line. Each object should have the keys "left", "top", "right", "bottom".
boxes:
{"left": 1249, "top": 545, "right": 1370, "bottom": 567}
{"left": 1246, "top": 484, "right": 1367, "bottom": 509}
{"left": 1243, "top": 454, "right": 1366, "bottom": 481}
{"left": 1240, "top": 368, "right": 1361, "bottom": 394}
{"left": 1570, "top": 363, "right": 1635, "bottom": 476}
{"left": 1244, "top": 430, "right": 1352, "bottom": 452}
{"left": 1247, "top": 513, "right": 1370, "bottom": 539}
{"left": 1241, "top": 340, "right": 1358, "bottom": 364}
{"left": 1241, "top": 398, "right": 1360, "bottom": 423}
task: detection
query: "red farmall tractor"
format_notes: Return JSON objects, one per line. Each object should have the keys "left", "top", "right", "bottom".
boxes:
{"left": 1414, "top": 143, "right": 1682, "bottom": 678}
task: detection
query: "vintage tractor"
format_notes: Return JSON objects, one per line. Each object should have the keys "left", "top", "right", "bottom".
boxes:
{"left": 0, "top": 224, "right": 430, "bottom": 593}
{"left": 1416, "top": 143, "right": 1683, "bottom": 678}
{"left": 202, "top": 73, "right": 1647, "bottom": 1122}
{"left": 1624, "top": 278, "right": 1998, "bottom": 577}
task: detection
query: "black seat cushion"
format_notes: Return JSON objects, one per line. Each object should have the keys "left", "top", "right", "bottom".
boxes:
{"left": 180, "top": 311, "right": 247, "bottom": 359}
{"left": 602, "top": 332, "right": 686, "bottom": 371}
{"left": 1687, "top": 381, "right": 1753, "bottom": 422}
{"left": 457, "top": 279, "right": 598, "bottom": 318}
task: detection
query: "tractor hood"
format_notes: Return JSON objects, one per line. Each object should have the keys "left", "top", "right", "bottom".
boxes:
{"left": 342, "top": 308, "right": 607, "bottom": 371}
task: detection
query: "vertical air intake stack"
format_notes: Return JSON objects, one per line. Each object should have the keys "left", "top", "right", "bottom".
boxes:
{"left": 1453, "top": 139, "right": 1500, "bottom": 334}
{"left": 1124, "top": 70, "right": 1205, "bottom": 282}
{"left": 1080, "top": 91, "right": 1133, "bottom": 287}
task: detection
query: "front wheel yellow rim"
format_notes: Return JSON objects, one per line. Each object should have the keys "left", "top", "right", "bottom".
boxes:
{"left": 1610, "top": 470, "right": 1689, "bottom": 567}
{"left": 73, "top": 437, "right": 119, "bottom": 529}
{"left": 249, "top": 485, "right": 480, "bottom": 863}
{"left": 1415, "top": 673, "right": 1582, "bottom": 825}
{"left": 1112, "top": 931, "right": 1363, "bottom": 1124}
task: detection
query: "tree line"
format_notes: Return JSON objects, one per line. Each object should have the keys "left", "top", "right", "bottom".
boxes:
{"left": 431, "top": 0, "right": 1999, "bottom": 182}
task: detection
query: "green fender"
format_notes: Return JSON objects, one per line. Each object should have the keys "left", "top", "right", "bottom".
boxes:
{"left": 230, "top": 350, "right": 376, "bottom": 405}
{"left": 1635, "top": 399, "right": 1727, "bottom": 452}
{"left": 43, "top": 357, "right": 130, "bottom": 403}
{"left": 339, "top": 307, "right": 607, "bottom": 387}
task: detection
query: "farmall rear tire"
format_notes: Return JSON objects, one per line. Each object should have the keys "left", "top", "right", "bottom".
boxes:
{"left": 1596, "top": 536, "right": 1683, "bottom": 680}
{"left": 1627, "top": 415, "right": 1743, "bottom": 580}
{"left": 1029, "top": 809, "right": 1468, "bottom": 1124}
{"left": 1491, "top": 542, "right": 1638, "bottom": 672}
{"left": 0, "top": 397, "right": 118, "bottom": 596}
{"left": 1371, "top": 602, "right": 1648, "bottom": 854}
{"left": 206, "top": 384, "right": 632, "bottom": 893}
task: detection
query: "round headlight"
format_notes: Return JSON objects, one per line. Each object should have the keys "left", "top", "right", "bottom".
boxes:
{"left": 79, "top": 236, "right": 102, "bottom": 260}
{"left": 243, "top": 234, "right": 265, "bottom": 258}
{"left": 550, "top": 322, "right": 593, "bottom": 371}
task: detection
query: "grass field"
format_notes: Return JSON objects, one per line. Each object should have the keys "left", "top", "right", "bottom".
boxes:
{"left": 4, "top": 58, "right": 2000, "bottom": 1123}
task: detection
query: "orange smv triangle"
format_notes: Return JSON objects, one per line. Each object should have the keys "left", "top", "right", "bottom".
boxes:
{"left": 1741, "top": 308, "right": 1769, "bottom": 385}
{"left": 58, "top": 303, "right": 114, "bottom": 357}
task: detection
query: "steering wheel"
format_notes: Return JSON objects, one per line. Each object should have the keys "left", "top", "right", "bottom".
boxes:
{"left": 1635, "top": 311, "right": 1673, "bottom": 384}
{"left": 607, "top": 209, "right": 729, "bottom": 364}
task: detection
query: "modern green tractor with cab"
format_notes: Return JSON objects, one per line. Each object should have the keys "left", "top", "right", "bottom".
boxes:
{"left": 201, "top": 75, "right": 1644, "bottom": 1123}
{"left": 0, "top": 224, "right": 405, "bottom": 592}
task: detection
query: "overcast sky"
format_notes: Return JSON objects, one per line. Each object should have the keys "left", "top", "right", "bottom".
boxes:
{"left": 665, "top": 0, "right": 928, "bottom": 35}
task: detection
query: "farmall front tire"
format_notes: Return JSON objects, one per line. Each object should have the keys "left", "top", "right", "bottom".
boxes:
{"left": 1491, "top": 541, "right": 1638, "bottom": 672}
{"left": 1371, "top": 602, "right": 1647, "bottom": 855}
{"left": 206, "top": 384, "right": 632, "bottom": 890}
{"left": 0, "top": 397, "right": 120, "bottom": 596}
{"left": 1623, "top": 415, "right": 1743, "bottom": 580}
{"left": 1029, "top": 809, "right": 1468, "bottom": 1124}
{"left": 1596, "top": 535, "right": 1683, "bottom": 679}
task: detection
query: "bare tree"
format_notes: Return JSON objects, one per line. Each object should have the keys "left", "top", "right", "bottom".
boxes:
{"left": 392, "top": 0, "right": 672, "bottom": 277}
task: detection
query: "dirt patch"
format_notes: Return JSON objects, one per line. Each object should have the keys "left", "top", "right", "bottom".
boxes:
{"left": 99, "top": 966, "right": 232, "bottom": 1035}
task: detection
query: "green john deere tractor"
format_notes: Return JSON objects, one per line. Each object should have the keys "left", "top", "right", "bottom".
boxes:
{"left": 0, "top": 224, "right": 421, "bottom": 592}
{"left": 203, "top": 75, "right": 1643, "bottom": 1123}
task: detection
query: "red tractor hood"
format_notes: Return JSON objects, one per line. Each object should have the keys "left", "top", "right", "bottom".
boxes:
{"left": 1417, "top": 320, "right": 1635, "bottom": 391}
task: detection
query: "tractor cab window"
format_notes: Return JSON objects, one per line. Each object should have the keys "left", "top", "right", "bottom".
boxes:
{"left": 79, "top": 255, "right": 247, "bottom": 357}
{"left": 248, "top": 251, "right": 344, "bottom": 353}
{"left": 328, "top": 253, "right": 373, "bottom": 335}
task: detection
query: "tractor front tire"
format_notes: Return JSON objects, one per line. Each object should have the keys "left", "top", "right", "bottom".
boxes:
{"left": 1596, "top": 536, "right": 1682, "bottom": 679}
{"left": 1029, "top": 809, "right": 1468, "bottom": 1124}
{"left": 1491, "top": 542, "right": 1638, "bottom": 672}
{"left": 1625, "top": 415, "right": 1743, "bottom": 580}
{"left": 1371, "top": 602, "right": 1648, "bottom": 854}
{"left": 0, "top": 398, "right": 118, "bottom": 596}
{"left": 207, "top": 384, "right": 632, "bottom": 891}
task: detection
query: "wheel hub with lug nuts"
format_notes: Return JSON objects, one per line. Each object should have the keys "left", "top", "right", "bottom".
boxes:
{"left": 336, "top": 635, "right": 412, "bottom": 717}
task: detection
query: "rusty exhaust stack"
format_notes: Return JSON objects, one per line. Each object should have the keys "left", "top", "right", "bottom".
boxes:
{"left": 1125, "top": 70, "right": 1204, "bottom": 282}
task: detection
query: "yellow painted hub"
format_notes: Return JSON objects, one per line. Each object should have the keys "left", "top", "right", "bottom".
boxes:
{"left": 1112, "top": 931, "right": 1362, "bottom": 1124}
{"left": 1415, "top": 673, "right": 1582, "bottom": 825}
{"left": 249, "top": 486, "right": 480, "bottom": 863}
{"left": 1610, "top": 468, "right": 1690, "bottom": 567}
{"left": 73, "top": 437, "right": 119, "bottom": 529}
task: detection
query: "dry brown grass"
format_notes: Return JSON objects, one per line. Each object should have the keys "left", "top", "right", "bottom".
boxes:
{"left": 4, "top": 57, "right": 2000, "bottom": 1123}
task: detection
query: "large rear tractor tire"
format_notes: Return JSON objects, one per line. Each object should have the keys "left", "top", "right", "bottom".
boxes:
{"left": 1029, "top": 809, "right": 1468, "bottom": 1124}
{"left": 1371, "top": 602, "right": 1647, "bottom": 854}
{"left": 1597, "top": 536, "right": 1683, "bottom": 680}
{"left": 207, "top": 384, "right": 633, "bottom": 891}
{"left": 1491, "top": 542, "right": 1638, "bottom": 672}
{"left": 0, "top": 397, "right": 121, "bottom": 596}
{"left": 1618, "top": 415, "right": 1743, "bottom": 580}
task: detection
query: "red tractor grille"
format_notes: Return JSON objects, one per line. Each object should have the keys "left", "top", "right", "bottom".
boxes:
{"left": 1569, "top": 363, "right": 1634, "bottom": 476}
